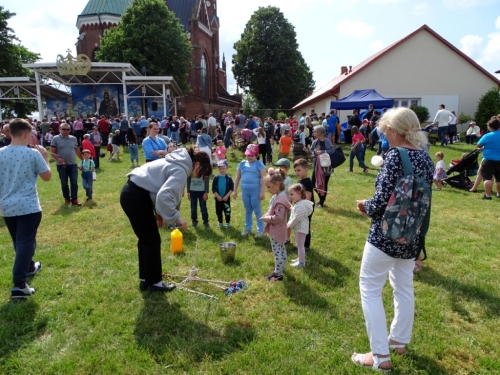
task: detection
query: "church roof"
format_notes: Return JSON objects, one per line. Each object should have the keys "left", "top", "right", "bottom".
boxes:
{"left": 79, "top": 0, "right": 133, "bottom": 17}
{"left": 165, "top": 0, "right": 197, "bottom": 31}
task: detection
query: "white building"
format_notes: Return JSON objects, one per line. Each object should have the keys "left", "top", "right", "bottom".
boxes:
{"left": 293, "top": 25, "right": 500, "bottom": 123}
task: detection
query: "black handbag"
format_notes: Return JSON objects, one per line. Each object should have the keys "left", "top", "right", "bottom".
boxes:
{"left": 330, "top": 147, "right": 346, "bottom": 168}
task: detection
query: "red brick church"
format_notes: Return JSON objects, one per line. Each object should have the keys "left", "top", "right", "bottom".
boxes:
{"left": 76, "top": 0, "right": 241, "bottom": 119}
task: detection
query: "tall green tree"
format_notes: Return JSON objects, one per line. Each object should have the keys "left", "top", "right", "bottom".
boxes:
{"left": 0, "top": 6, "right": 41, "bottom": 117}
{"left": 474, "top": 87, "right": 500, "bottom": 130}
{"left": 97, "top": 0, "right": 192, "bottom": 92}
{"left": 232, "top": 6, "right": 315, "bottom": 112}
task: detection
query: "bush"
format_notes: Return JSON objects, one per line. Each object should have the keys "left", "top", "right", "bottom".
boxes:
{"left": 474, "top": 87, "right": 500, "bottom": 130}
{"left": 276, "top": 112, "right": 287, "bottom": 121}
{"left": 410, "top": 105, "right": 430, "bottom": 124}
{"left": 458, "top": 112, "right": 473, "bottom": 124}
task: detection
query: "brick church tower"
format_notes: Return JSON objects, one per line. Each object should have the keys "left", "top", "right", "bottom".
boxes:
{"left": 75, "top": 0, "right": 241, "bottom": 119}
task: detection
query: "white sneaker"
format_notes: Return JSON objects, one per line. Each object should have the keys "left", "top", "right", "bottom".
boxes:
{"left": 217, "top": 223, "right": 223, "bottom": 228}
{"left": 290, "top": 258, "right": 299, "bottom": 263}
{"left": 225, "top": 223, "right": 231, "bottom": 227}
{"left": 254, "top": 232, "right": 265, "bottom": 238}
{"left": 291, "top": 260, "right": 306, "bottom": 268}
{"left": 241, "top": 230, "right": 251, "bottom": 236}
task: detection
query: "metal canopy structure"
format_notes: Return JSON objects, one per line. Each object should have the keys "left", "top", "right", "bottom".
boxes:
{"left": 0, "top": 77, "right": 70, "bottom": 122}
{"left": 18, "top": 62, "right": 183, "bottom": 120}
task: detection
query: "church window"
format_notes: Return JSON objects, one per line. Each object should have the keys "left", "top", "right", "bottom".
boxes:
{"left": 201, "top": 55, "right": 208, "bottom": 98}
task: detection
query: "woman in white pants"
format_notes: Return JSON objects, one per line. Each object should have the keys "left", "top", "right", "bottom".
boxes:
{"left": 354, "top": 108, "right": 434, "bottom": 371}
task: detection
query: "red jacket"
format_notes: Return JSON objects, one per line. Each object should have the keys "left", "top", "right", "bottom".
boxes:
{"left": 82, "top": 139, "right": 96, "bottom": 158}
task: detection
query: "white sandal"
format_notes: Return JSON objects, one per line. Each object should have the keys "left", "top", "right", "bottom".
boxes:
{"left": 389, "top": 342, "right": 406, "bottom": 354}
{"left": 351, "top": 352, "right": 391, "bottom": 372}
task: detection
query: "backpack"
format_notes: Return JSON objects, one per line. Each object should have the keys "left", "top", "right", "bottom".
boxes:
{"left": 319, "top": 153, "right": 331, "bottom": 168}
{"left": 381, "top": 148, "right": 431, "bottom": 259}
{"left": 293, "top": 131, "right": 301, "bottom": 143}
{"left": 235, "top": 115, "right": 240, "bottom": 126}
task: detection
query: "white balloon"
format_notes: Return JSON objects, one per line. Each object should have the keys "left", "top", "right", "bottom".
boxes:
{"left": 371, "top": 155, "right": 384, "bottom": 167}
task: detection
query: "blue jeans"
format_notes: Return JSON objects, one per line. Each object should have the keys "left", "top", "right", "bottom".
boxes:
{"left": 128, "top": 144, "right": 139, "bottom": 163}
{"left": 170, "top": 131, "right": 179, "bottom": 144}
{"left": 189, "top": 191, "right": 208, "bottom": 224}
{"left": 241, "top": 184, "right": 264, "bottom": 232}
{"left": 81, "top": 171, "right": 93, "bottom": 198}
{"left": 57, "top": 164, "right": 79, "bottom": 201}
{"left": 4, "top": 212, "right": 42, "bottom": 284}
{"left": 438, "top": 126, "right": 449, "bottom": 146}
{"left": 350, "top": 145, "right": 368, "bottom": 170}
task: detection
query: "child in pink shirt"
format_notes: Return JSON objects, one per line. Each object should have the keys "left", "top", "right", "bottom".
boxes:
{"left": 215, "top": 140, "right": 226, "bottom": 162}
{"left": 347, "top": 125, "right": 369, "bottom": 173}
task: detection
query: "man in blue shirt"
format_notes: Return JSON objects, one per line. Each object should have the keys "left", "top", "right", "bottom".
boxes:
{"left": 477, "top": 117, "right": 500, "bottom": 200}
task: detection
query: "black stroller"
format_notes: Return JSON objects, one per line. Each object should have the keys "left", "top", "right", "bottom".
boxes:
{"left": 444, "top": 148, "right": 481, "bottom": 190}
{"left": 422, "top": 124, "right": 438, "bottom": 145}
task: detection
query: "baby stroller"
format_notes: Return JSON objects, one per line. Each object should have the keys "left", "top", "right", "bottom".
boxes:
{"left": 443, "top": 148, "right": 481, "bottom": 190}
{"left": 422, "top": 124, "right": 438, "bottom": 145}
{"left": 235, "top": 128, "right": 255, "bottom": 152}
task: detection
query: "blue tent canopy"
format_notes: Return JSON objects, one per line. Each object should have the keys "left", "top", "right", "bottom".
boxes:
{"left": 330, "top": 89, "right": 394, "bottom": 110}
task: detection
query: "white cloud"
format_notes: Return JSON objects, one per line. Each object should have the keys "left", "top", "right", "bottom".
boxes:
{"left": 443, "top": 0, "right": 500, "bottom": 8}
{"left": 460, "top": 34, "right": 484, "bottom": 59}
{"left": 413, "top": 2, "right": 431, "bottom": 16}
{"left": 336, "top": 20, "right": 374, "bottom": 38}
{"left": 370, "top": 39, "right": 385, "bottom": 51}
{"left": 460, "top": 17, "right": 500, "bottom": 65}
{"left": 367, "top": 0, "right": 403, "bottom": 3}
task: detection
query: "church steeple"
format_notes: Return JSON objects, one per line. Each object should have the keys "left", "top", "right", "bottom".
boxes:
{"left": 222, "top": 53, "right": 226, "bottom": 72}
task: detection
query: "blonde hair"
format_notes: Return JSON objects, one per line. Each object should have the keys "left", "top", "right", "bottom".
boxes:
{"left": 378, "top": 108, "right": 428, "bottom": 147}
{"left": 289, "top": 183, "right": 306, "bottom": 199}
{"left": 265, "top": 167, "right": 286, "bottom": 191}
{"left": 435, "top": 151, "right": 444, "bottom": 159}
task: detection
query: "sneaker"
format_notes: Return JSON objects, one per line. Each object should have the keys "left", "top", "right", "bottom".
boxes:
{"left": 363, "top": 168, "right": 369, "bottom": 173}
{"left": 291, "top": 260, "right": 306, "bottom": 268}
{"left": 267, "top": 272, "right": 283, "bottom": 281}
{"left": 346, "top": 170, "right": 353, "bottom": 173}
{"left": 64, "top": 199, "right": 71, "bottom": 205}
{"left": 225, "top": 223, "right": 231, "bottom": 228}
{"left": 27, "top": 262, "right": 42, "bottom": 277}
{"left": 290, "top": 258, "right": 299, "bottom": 263}
{"left": 217, "top": 223, "right": 223, "bottom": 228}
{"left": 192, "top": 221, "right": 198, "bottom": 228}
{"left": 143, "top": 281, "right": 176, "bottom": 292}
{"left": 254, "top": 232, "right": 265, "bottom": 238}
{"left": 241, "top": 230, "right": 251, "bottom": 236}
{"left": 72, "top": 200, "right": 82, "bottom": 207}
{"left": 203, "top": 222, "right": 210, "bottom": 228}
{"left": 481, "top": 195, "right": 492, "bottom": 200}
{"left": 316, "top": 203, "right": 323, "bottom": 209}
{"left": 11, "top": 284, "right": 36, "bottom": 299}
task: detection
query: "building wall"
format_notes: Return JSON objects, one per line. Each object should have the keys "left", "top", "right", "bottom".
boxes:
{"left": 77, "top": 21, "right": 117, "bottom": 60}
{"left": 339, "top": 29, "right": 498, "bottom": 122}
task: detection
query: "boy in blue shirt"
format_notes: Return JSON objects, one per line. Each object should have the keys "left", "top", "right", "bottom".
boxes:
{"left": 0, "top": 119, "right": 52, "bottom": 299}
{"left": 187, "top": 170, "right": 210, "bottom": 228}
{"left": 212, "top": 160, "right": 234, "bottom": 227}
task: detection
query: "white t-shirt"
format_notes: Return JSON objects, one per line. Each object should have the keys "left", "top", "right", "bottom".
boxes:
{"left": 436, "top": 160, "right": 445, "bottom": 170}
{"left": 257, "top": 135, "right": 267, "bottom": 145}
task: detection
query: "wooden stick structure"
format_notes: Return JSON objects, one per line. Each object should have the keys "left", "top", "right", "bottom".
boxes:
{"left": 167, "top": 238, "right": 244, "bottom": 299}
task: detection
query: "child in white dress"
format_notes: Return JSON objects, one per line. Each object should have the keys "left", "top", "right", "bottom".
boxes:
{"left": 287, "top": 184, "right": 314, "bottom": 268}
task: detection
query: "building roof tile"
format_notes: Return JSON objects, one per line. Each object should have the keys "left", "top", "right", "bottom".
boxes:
{"left": 79, "top": 0, "right": 133, "bottom": 16}
{"left": 165, "top": 0, "right": 197, "bottom": 31}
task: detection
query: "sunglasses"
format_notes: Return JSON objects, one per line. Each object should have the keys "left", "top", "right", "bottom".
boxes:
{"left": 61, "top": 128, "right": 71, "bottom": 131}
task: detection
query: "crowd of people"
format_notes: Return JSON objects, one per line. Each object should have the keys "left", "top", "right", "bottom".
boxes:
{"left": 2, "top": 105, "right": 500, "bottom": 372}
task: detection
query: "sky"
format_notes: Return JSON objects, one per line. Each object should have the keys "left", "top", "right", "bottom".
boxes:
{"left": 3, "top": 0, "right": 500, "bottom": 98}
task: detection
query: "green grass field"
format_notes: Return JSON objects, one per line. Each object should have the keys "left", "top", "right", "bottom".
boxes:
{"left": 1, "top": 142, "right": 499, "bottom": 375}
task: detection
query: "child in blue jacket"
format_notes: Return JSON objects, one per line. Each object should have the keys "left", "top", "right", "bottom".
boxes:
{"left": 212, "top": 160, "right": 234, "bottom": 227}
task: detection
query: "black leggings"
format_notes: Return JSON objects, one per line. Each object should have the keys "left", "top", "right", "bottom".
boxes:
{"left": 120, "top": 180, "right": 163, "bottom": 285}
{"left": 311, "top": 171, "right": 331, "bottom": 206}
{"left": 258, "top": 144, "right": 267, "bottom": 163}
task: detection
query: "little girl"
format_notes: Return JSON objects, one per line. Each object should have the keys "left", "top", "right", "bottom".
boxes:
{"left": 233, "top": 144, "right": 266, "bottom": 237}
{"left": 287, "top": 184, "right": 314, "bottom": 268}
{"left": 433, "top": 151, "right": 447, "bottom": 190}
{"left": 347, "top": 125, "right": 369, "bottom": 173}
{"left": 215, "top": 139, "right": 226, "bottom": 162}
{"left": 260, "top": 168, "right": 291, "bottom": 281}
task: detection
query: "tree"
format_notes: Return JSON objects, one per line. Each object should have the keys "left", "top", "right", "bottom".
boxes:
{"left": 474, "top": 87, "right": 500, "bottom": 130}
{"left": 0, "top": 6, "right": 41, "bottom": 117}
{"left": 97, "top": 0, "right": 192, "bottom": 92}
{"left": 232, "top": 6, "right": 315, "bottom": 112}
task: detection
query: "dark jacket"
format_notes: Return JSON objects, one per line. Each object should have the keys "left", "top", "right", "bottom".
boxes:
{"left": 212, "top": 174, "right": 234, "bottom": 197}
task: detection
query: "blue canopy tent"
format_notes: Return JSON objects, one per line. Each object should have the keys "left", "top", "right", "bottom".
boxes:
{"left": 330, "top": 89, "right": 394, "bottom": 142}
{"left": 330, "top": 89, "right": 394, "bottom": 110}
